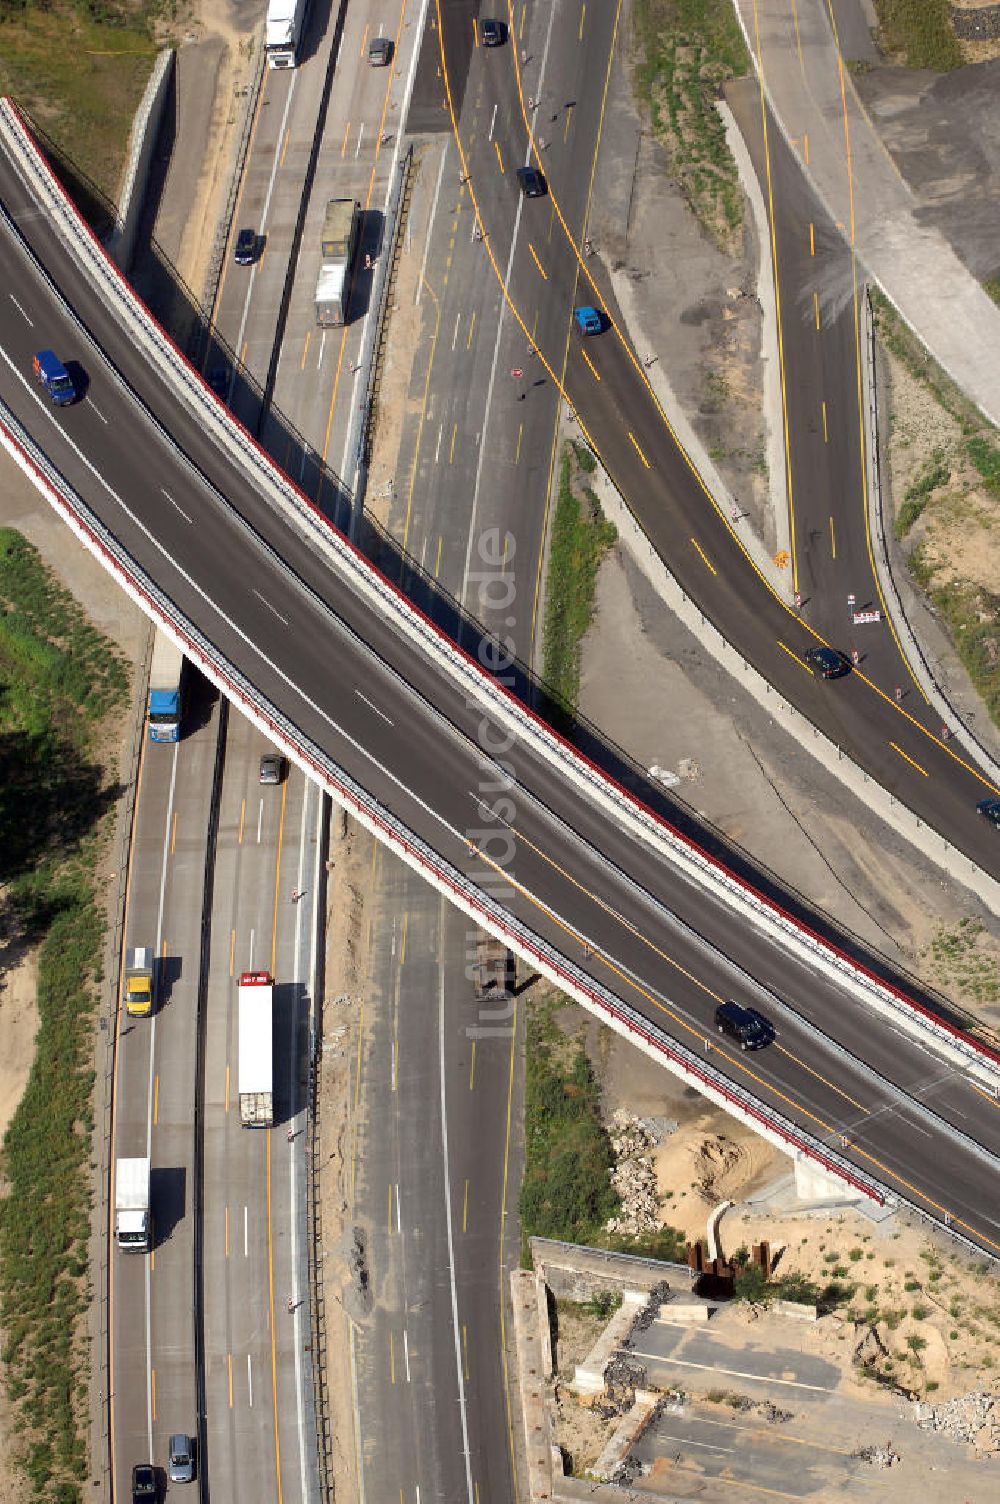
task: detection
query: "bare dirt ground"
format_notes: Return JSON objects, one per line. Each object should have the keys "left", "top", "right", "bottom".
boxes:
{"left": 597, "top": 1023, "right": 1000, "bottom": 1408}
{"left": 314, "top": 814, "right": 375, "bottom": 1504}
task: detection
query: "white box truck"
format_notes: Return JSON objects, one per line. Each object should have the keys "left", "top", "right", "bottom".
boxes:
{"left": 115, "top": 1157, "right": 151, "bottom": 1252}
{"left": 266, "top": 0, "right": 308, "bottom": 68}
{"left": 315, "top": 199, "right": 359, "bottom": 326}
{"left": 238, "top": 972, "right": 274, "bottom": 1127}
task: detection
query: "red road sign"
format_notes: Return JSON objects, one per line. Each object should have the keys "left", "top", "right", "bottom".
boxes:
{"left": 852, "top": 610, "right": 881, "bottom": 625}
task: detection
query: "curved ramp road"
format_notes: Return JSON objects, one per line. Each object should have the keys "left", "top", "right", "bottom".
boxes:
{"left": 2, "top": 123, "right": 1000, "bottom": 1254}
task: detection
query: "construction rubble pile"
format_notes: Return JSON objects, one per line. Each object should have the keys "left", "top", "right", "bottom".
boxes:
{"left": 913, "top": 1391, "right": 1000, "bottom": 1454}
{"left": 605, "top": 1111, "right": 662, "bottom": 1237}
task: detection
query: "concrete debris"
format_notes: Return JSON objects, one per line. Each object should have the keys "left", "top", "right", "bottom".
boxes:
{"left": 632, "top": 1281, "right": 673, "bottom": 1334}
{"left": 913, "top": 1391, "right": 1000, "bottom": 1454}
{"left": 589, "top": 1355, "right": 647, "bottom": 1420}
{"left": 606, "top": 1112, "right": 663, "bottom": 1236}
{"left": 852, "top": 1442, "right": 900, "bottom": 1468}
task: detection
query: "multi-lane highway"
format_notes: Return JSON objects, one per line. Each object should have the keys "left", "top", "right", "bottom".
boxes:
{"left": 4, "top": 99, "right": 1000, "bottom": 1260}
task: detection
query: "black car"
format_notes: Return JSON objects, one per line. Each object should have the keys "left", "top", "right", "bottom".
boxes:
{"left": 516, "top": 165, "right": 547, "bottom": 199}
{"left": 480, "top": 18, "right": 503, "bottom": 45}
{"left": 977, "top": 798, "right": 1000, "bottom": 828}
{"left": 715, "top": 1000, "right": 773, "bottom": 1050}
{"left": 132, "top": 1464, "right": 157, "bottom": 1504}
{"left": 804, "top": 645, "right": 847, "bottom": 680}
{"left": 234, "top": 228, "right": 257, "bottom": 265}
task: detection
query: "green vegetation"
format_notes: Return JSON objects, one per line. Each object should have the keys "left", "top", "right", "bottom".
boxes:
{"left": 0, "top": 2, "right": 158, "bottom": 201}
{"left": 0, "top": 529, "right": 129, "bottom": 1504}
{"left": 520, "top": 1003, "right": 683, "bottom": 1264}
{"left": 894, "top": 449, "right": 950, "bottom": 537}
{"left": 632, "top": 0, "right": 749, "bottom": 252}
{"left": 872, "top": 0, "right": 963, "bottom": 71}
{"left": 520, "top": 1004, "right": 620, "bottom": 1249}
{"left": 733, "top": 1265, "right": 851, "bottom": 1311}
{"left": 923, "top": 918, "right": 1000, "bottom": 1007}
{"left": 873, "top": 294, "right": 1000, "bottom": 738}
{"left": 542, "top": 446, "right": 617, "bottom": 719}
{"left": 985, "top": 278, "right": 1000, "bottom": 310}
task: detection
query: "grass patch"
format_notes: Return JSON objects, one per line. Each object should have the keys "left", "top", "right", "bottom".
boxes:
{"left": 985, "top": 278, "right": 1000, "bottom": 310}
{"left": 0, "top": 3, "right": 158, "bottom": 204}
{"left": 632, "top": 0, "right": 749, "bottom": 252}
{"left": 922, "top": 918, "right": 1000, "bottom": 1006}
{"left": 872, "top": 0, "right": 963, "bottom": 71}
{"left": 894, "top": 449, "right": 950, "bottom": 537}
{"left": 520, "top": 1003, "right": 620, "bottom": 1251}
{"left": 542, "top": 447, "right": 617, "bottom": 719}
{"left": 519, "top": 1001, "right": 684, "bottom": 1265}
{"left": 0, "top": 530, "right": 129, "bottom": 1504}
{"left": 733, "top": 1266, "right": 847, "bottom": 1310}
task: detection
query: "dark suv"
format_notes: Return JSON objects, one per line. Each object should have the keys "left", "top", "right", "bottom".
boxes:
{"left": 132, "top": 1465, "right": 157, "bottom": 1504}
{"left": 804, "top": 645, "right": 847, "bottom": 680}
{"left": 516, "top": 166, "right": 547, "bottom": 198}
{"left": 715, "top": 1000, "right": 773, "bottom": 1050}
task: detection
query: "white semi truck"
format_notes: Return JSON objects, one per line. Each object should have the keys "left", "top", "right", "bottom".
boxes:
{"left": 315, "top": 198, "right": 359, "bottom": 327}
{"left": 115, "top": 1157, "right": 151, "bottom": 1252}
{"left": 238, "top": 972, "right": 274, "bottom": 1127}
{"left": 266, "top": 0, "right": 308, "bottom": 68}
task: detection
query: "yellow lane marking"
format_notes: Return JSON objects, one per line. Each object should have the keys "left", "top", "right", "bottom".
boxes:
{"left": 449, "top": 422, "right": 458, "bottom": 463}
{"left": 360, "top": 23, "right": 369, "bottom": 56}
{"left": 267, "top": 1126, "right": 283, "bottom": 1504}
{"left": 462, "top": 1178, "right": 469, "bottom": 1233}
{"left": 515, "top": 423, "right": 523, "bottom": 464}
{"left": 280, "top": 127, "right": 289, "bottom": 169}
{"left": 628, "top": 431, "right": 650, "bottom": 468}
{"left": 804, "top": 132, "right": 810, "bottom": 165}
{"left": 472, "top": 15, "right": 478, "bottom": 45}
{"left": 435, "top": 535, "right": 443, "bottom": 575}
{"left": 462, "top": 1323, "right": 470, "bottom": 1381}
{"left": 300, "top": 331, "right": 310, "bottom": 369}
{"left": 564, "top": 102, "right": 574, "bottom": 142}
{"left": 829, "top": 513, "right": 835, "bottom": 557}
{"left": 890, "top": 741, "right": 928, "bottom": 778}
{"left": 340, "top": 118, "right": 350, "bottom": 157}
{"left": 469, "top": 1039, "right": 477, "bottom": 1090}
{"left": 528, "top": 242, "right": 547, "bottom": 280}
{"left": 971, "top": 1082, "right": 1000, "bottom": 1110}
{"left": 821, "top": 399, "right": 828, "bottom": 442}
{"left": 170, "top": 810, "right": 177, "bottom": 854}
{"left": 691, "top": 538, "right": 716, "bottom": 575}
{"left": 809, "top": 221, "right": 815, "bottom": 255}
{"left": 390, "top": 1329, "right": 396, "bottom": 1384}
{"left": 777, "top": 639, "right": 811, "bottom": 673}
{"left": 581, "top": 348, "right": 601, "bottom": 382}
{"left": 579, "top": 2, "right": 586, "bottom": 41}
{"left": 774, "top": 1044, "right": 869, "bottom": 1113}
{"left": 494, "top": 140, "right": 504, "bottom": 173}
{"left": 813, "top": 289, "right": 820, "bottom": 330}
{"left": 471, "top": 836, "right": 1000, "bottom": 1250}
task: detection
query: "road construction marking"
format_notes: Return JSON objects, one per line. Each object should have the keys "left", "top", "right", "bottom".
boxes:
{"left": 890, "top": 741, "right": 928, "bottom": 777}
{"left": 628, "top": 431, "right": 650, "bottom": 468}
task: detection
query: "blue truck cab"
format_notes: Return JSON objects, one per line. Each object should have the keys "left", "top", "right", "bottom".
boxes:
{"left": 32, "top": 349, "right": 75, "bottom": 405}
{"left": 573, "top": 306, "right": 603, "bottom": 336}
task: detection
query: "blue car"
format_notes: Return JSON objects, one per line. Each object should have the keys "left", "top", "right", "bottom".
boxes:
{"left": 573, "top": 305, "right": 602, "bottom": 336}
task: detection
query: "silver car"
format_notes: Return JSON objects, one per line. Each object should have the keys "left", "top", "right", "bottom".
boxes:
{"left": 167, "top": 1434, "right": 194, "bottom": 1484}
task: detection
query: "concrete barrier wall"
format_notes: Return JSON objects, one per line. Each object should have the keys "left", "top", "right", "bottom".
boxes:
{"left": 107, "top": 50, "right": 174, "bottom": 273}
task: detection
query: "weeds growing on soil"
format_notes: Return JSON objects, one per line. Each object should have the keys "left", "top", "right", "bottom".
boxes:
{"left": 542, "top": 447, "right": 616, "bottom": 720}
{"left": 872, "top": 0, "right": 963, "bottom": 71}
{"left": 0, "top": 530, "right": 129, "bottom": 1504}
{"left": 632, "top": 0, "right": 748, "bottom": 253}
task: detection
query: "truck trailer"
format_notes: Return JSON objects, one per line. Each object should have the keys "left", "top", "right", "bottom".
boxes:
{"left": 266, "top": 0, "right": 308, "bottom": 67}
{"left": 238, "top": 972, "right": 274, "bottom": 1127}
{"left": 123, "top": 946, "right": 154, "bottom": 1017}
{"left": 115, "top": 1157, "right": 151, "bottom": 1251}
{"left": 148, "top": 629, "right": 184, "bottom": 743}
{"left": 315, "top": 199, "right": 359, "bottom": 326}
